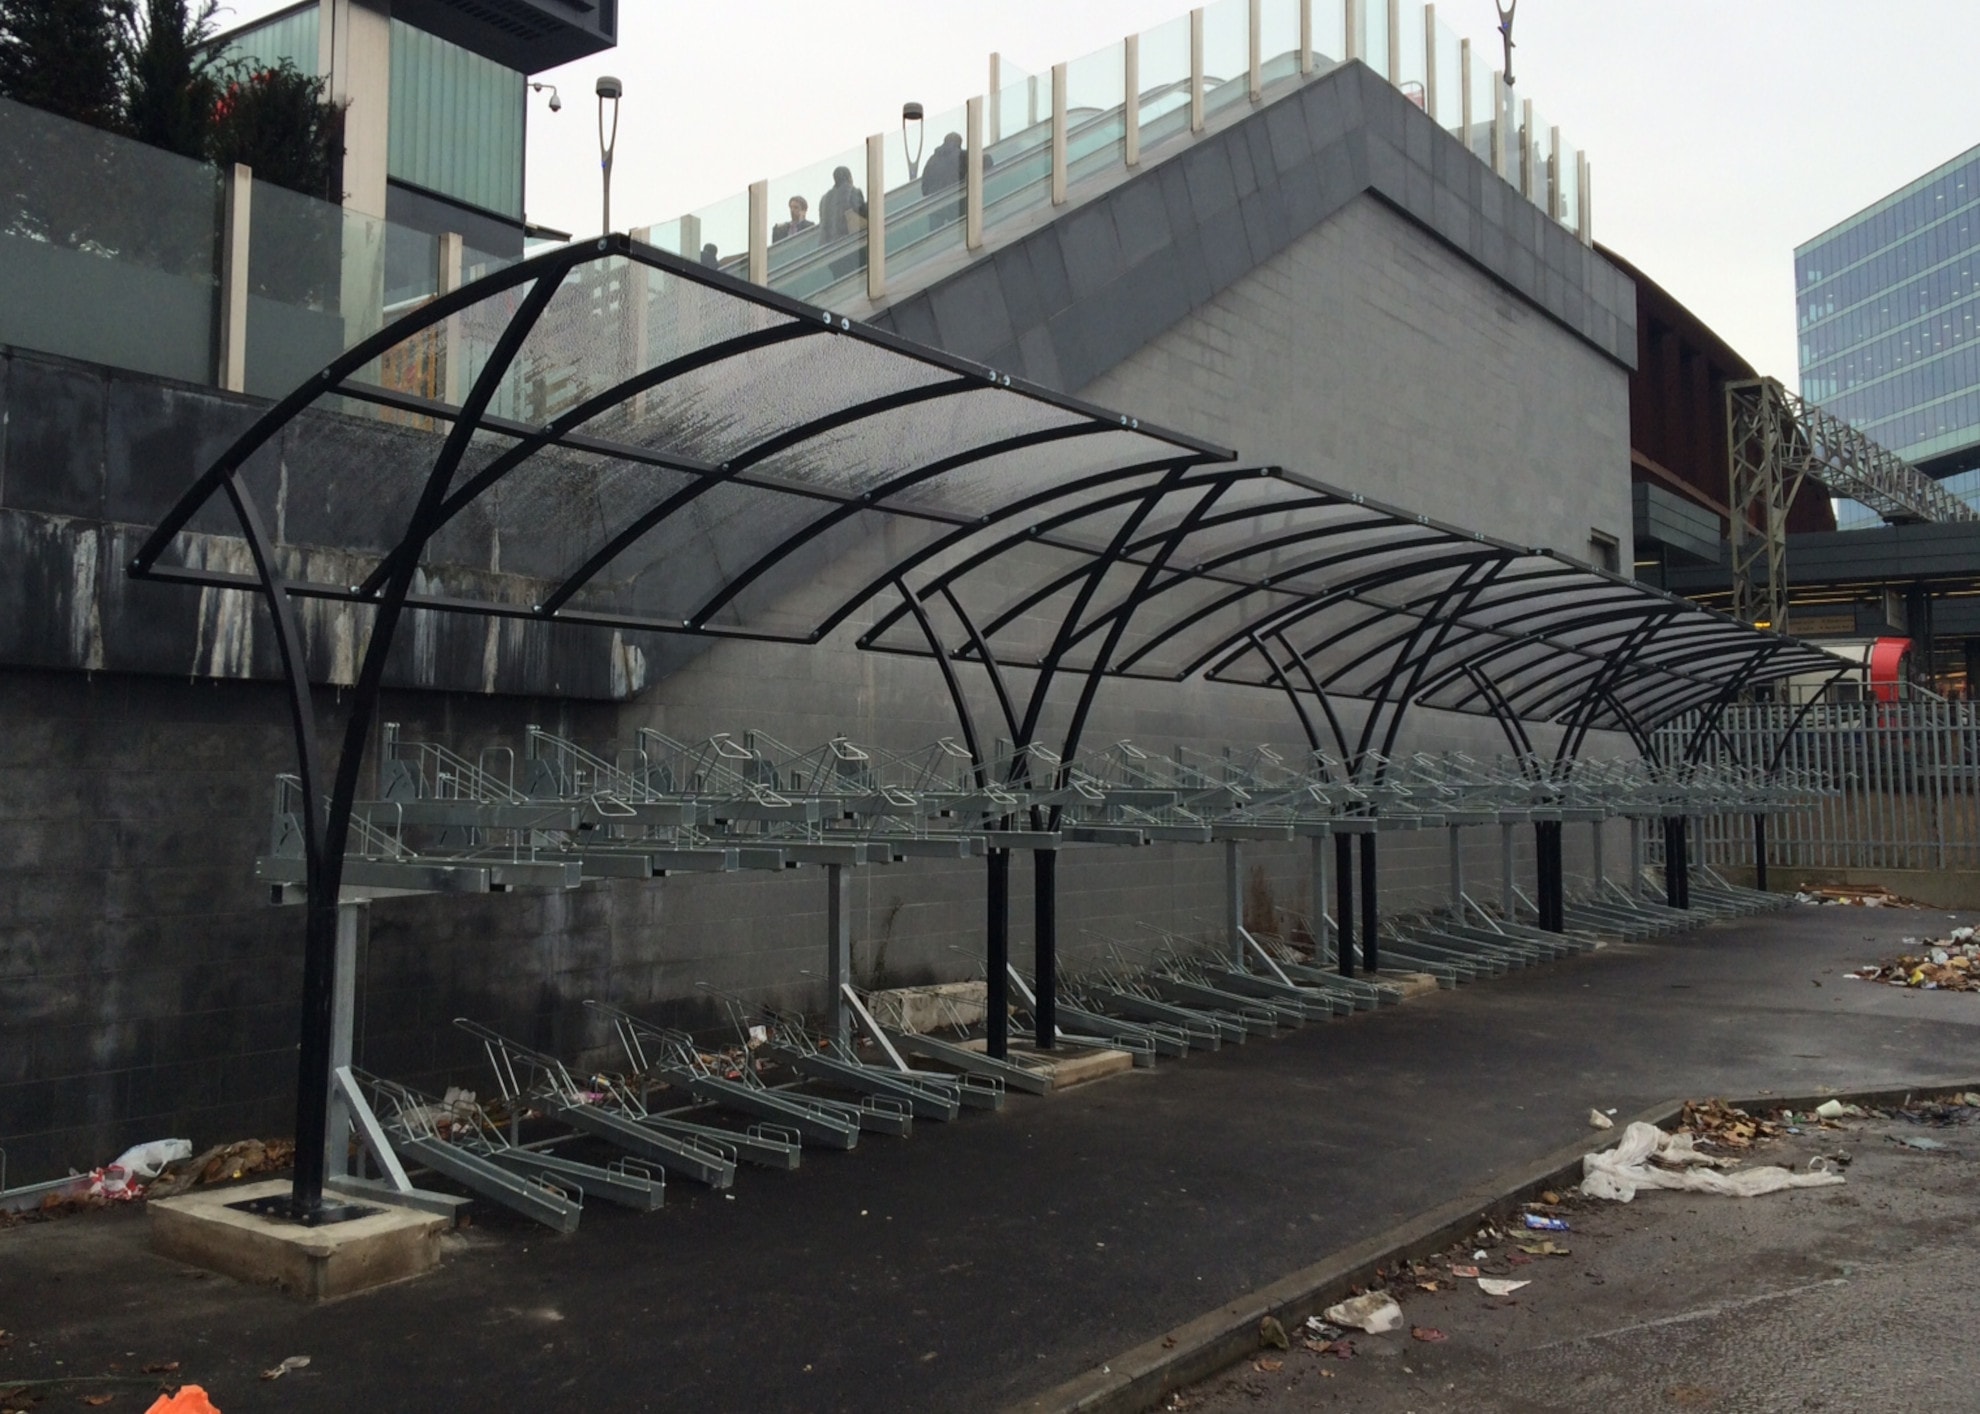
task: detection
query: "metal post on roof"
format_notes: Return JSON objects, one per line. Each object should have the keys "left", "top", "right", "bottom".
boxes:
{"left": 1520, "top": 97, "right": 1535, "bottom": 199}
{"left": 1424, "top": 5, "right": 1439, "bottom": 116}
{"left": 1346, "top": 0, "right": 1362, "bottom": 62}
{"left": 217, "top": 163, "right": 251, "bottom": 393}
{"left": 1490, "top": 73, "right": 1507, "bottom": 177}
{"left": 965, "top": 96, "right": 985, "bottom": 248}
{"left": 1249, "top": 0, "right": 1263, "bottom": 101}
{"left": 1050, "top": 63, "right": 1068, "bottom": 205}
{"left": 865, "top": 133, "right": 887, "bottom": 299}
{"left": 747, "top": 179, "right": 768, "bottom": 284}
{"left": 1579, "top": 153, "right": 1592, "bottom": 243}
{"left": 1189, "top": 8, "right": 1205, "bottom": 132}
{"left": 1387, "top": 0, "right": 1402, "bottom": 85}
{"left": 1299, "top": 0, "right": 1313, "bottom": 75}
{"left": 988, "top": 52, "right": 1002, "bottom": 142}
{"left": 1548, "top": 126, "right": 1563, "bottom": 221}
{"left": 1124, "top": 34, "right": 1141, "bottom": 165}
{"left": 1458, "top": 38, "right": 1471, "bottom": 148}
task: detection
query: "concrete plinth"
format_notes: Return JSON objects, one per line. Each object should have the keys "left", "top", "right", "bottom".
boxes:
{"left": 963, "top": 1038, "right": 1135, "bottom": 1089}
{"left": 149, "top": 1179, "right": 449, "bottom": 1299}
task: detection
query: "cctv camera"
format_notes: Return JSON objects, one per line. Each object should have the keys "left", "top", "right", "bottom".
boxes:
{"left": 596, "top": 75, "right": 624, "bottom": 100}
{"left": 548, "top": 92, "right": 562, "bottom": 112}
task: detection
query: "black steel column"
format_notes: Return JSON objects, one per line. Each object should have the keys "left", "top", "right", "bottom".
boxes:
{"left": 1535, "top": 820, "right": 1564, "bottom": 933}
{"left": 1359, "top": 832, "right": 1379, "bottom": 974}
{"left": 1664, "top": 816, "right": 1692, "bottom": 910}
{"left": 1676, "top": 817, "right": 1691, "bottom": 910}
{"left": 1335, "top": 832, "right": 1355, "bottom": 976}
{"left": 1033, "top": 849, "right": 1057, "bottom": 1050}
{"left": 1753, "top": 813, "right": 1769, "bottom": 893}
{"left": 987, "top": 848, "right": 1010, "bottom": 1059}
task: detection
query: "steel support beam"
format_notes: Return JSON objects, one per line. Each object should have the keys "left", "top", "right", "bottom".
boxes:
{"left": 987, "top": 848, "right": 1011, "bottom": 1060}
{"left": 1034, "top": 849, "right": 1057, "bottom": 1050}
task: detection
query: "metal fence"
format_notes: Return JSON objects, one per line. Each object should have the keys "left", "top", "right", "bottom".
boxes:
{"left": 1658, "top": 700, "right": 1980, "bottom": 873}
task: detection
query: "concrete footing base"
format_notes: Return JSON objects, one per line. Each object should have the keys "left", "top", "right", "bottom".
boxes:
{"left": 149, "top": 1178, "right": 450, "bottom": 1299}
{"left": 965, "top": 1038, "right": 1136, "bottom": 1089}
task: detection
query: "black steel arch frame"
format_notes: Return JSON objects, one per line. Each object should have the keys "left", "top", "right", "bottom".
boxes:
{"left": 127, "top": 235, "right": 1847, "bottom": 1219}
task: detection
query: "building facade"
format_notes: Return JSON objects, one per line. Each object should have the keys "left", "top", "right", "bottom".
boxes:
{"left": 1796, "top": 143, "right": 1980, "bottom": 527}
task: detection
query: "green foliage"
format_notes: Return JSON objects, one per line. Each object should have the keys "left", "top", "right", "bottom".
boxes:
{"left": 0, "top": 0, "right": 128, "bottom": 131}
{"left": 121, "top": 0, "right": 219, "bottom": 159}
{"left": 207, "top": 60, "right": 345, "bottom": 201}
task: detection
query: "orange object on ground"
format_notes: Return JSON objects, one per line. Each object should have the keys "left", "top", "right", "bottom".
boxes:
{"left": 145, "top": 1387, "right": 221, "bottom": 1414}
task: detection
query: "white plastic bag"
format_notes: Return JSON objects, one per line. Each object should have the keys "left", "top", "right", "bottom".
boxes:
{"left": 110, "top": 1138, "right": 193, "bottom": 1179}
{"left": 1581, "top": 1121, "right": 1845, "bottom": 1202}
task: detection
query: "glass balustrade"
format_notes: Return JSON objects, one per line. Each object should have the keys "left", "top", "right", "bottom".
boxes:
{"left": 1259, "top": 0, "right": 1304, "bottom": 90}
{"left": 1431, "top": 11, "right": 1465, "bottom": 134}
{"left": 1064, "top": 41, "right": 1128, "bottom": 189}
{"left": 1136, "top": 12, "right": 1194, "bottom": 159}
{"left": 1354, "top": 0, "right": 1389, "bottom": 79}
{"left": 1202, "top": 0, "right": 1254, "bottom": 120}
{"left": 0, "top": 96, "right": 220, "bottom": 384}
{"left": 1395, "top": 1, "right": 1427, "bottom": 112}
{"left": 763, "top": 142, "right": 869, "bottom": 302}
{"left": 885, "top": 99, "right": 971, "bottom": 286}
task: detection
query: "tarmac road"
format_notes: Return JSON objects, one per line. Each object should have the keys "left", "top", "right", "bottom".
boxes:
{"left": 1182, "top": 1106, "right": 1980, "bottom": 1413}
{"left": 2, "top": 902, "right": 1975, "bottom": 1413}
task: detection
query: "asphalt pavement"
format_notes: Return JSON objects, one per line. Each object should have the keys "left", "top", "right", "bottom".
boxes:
{"left": 2, "top": 901, "right": 1976, "bottom": 1413}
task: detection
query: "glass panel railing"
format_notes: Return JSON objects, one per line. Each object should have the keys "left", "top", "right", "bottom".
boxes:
{"left": 1525, "top": 104, "right": 1549, "bottom": 209}
{"left": 1065, "top": 40, "right": 1128, "bottom": 187}
{"left": 1136, "top": 12, "right": 1194, "bottom": 156}
{"left": 763, "top": 143, "right": 867, "bottom": 302}
{"left": 989, "top": 58, "right": 1041, "bottom": 145}
{"left": 1395, "top": 1, "right": 1427, "bottom": 112}
{"left": 1432, "top": 12, "right": 1465, "bottom": 133}
{"left": 1312, "top": 0, "right": 1347, "bottom": 67}
{"left": 0, "top": 95, "right": 220, "bottom": 384}
{"left": 1354, "top": 0, "right": 1388, "bottom": 79}
{"left": 244, "top": 176, "right": 387, "bottom": 401}
{"left": 886, "top": 100, "right": 971, "bottom": 285}
{"left": 1259, "top": 0, "right": 1303, "bottom": 91}
{"left": 1202, "top": 0, "right": 1252, "bottom": 119}
{"left": 985, "top": 64, "right": 1053, "bottom": 230}
{"left": 685, "top": 189, "right": 749, "bottom": 282}
{"left": 1558, "top": 140, "right": 1581, "bottom": 236}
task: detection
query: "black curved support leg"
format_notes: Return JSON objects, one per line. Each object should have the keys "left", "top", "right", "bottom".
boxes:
{"left": 1335, "top": 832, "right": 1355, "bottom": 977}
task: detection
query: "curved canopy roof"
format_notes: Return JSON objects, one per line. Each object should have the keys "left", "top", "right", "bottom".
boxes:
{"left": 132, "top": 235, "right": 1841, "bottom": 743}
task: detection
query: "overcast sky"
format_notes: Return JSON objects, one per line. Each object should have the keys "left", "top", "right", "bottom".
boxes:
{"left": 225, "top": 1, "right": 1975, "bottom": 382}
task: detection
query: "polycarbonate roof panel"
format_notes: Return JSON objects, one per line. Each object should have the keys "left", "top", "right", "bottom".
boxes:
{"left": 133, "top": 239, "right": 1841, "bottom": 739}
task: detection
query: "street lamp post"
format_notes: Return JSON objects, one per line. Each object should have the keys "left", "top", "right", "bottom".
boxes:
{"left": 596, "top": 75, "right": 623, "bottom": 234}
{"left": 901, "top": 101, "right": 925, "bottom": 180}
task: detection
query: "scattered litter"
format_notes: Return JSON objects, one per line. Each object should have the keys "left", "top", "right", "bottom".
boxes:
{"left": 1582, "top": 1121, "right": 1848, "bottom": 1201}
{"left": 259, "top": 1356, "right": 310, "bottom": 1381}
{"left": 146, "top": 1139, "right": 297, "bottom": 1200}
{"left": 1519, "top": 1240, "right": 1571, "bottom": 1257}
{"left": 1796, "top": 883, "right": 1919, "bottom": 907}
{"left": 1472, "top": 1249, "right": 1488, "bottom": 1261}
{"left": 1303, "top": 1338, "right": 1355, "bottom": 1359}
{"left": 1678, "top": 1098, "right": 1784, "bottom": 1150}
{"left": 1892, "top": 1135, "right": 1949, "bottom": 1152}
{"left": 1410, "top": 1326, "right": 1447, "bottom": 1343}
{"left": 1258, "top": 1315, "right": 1289, "bottom": 1350}
{"left": 1540, "top": 1190, "right": 1562, "bottom": 1205}
{"left": 1251, "top": 1357, "right": 1283, "bottom": 1373}
{"left": 1478, "top": 1277, "right": 1530, "bottom": 1296}
{"left": 1523, "top": 1214, "right": 1570, "bottom": 1231}
{"left": 1588, "top": 1109, "right": 1614, "bottom": 1130}
{"left": 1815, "top": 1099, "right": 1848, "bottom": 1119}
{"left": 1449, "top": 1264, "right": 1480, "bottom": 1279}
{"left": 1302, "top": 1317, "right": 1345, "bottom": 1339}
{"left": 1322, "top": 1292, "right": 1403, "bottom": 1334}
{"left": 1849, "top": 934, "right": 1980, "bottom": 991}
